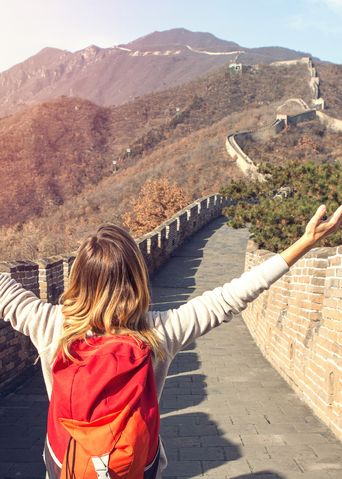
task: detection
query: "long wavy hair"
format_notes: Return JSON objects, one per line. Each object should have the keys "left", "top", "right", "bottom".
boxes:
{"left": 55, "top": 223, "right": 164, "bottom": 362}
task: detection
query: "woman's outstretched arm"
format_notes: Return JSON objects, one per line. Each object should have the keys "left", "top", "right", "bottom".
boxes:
{"left": 153, "top": 253, "right": 289, "bottom": 357}
{"left": 0, "top": 274, "right": 63, "bottom": 352}
{"left": 154, "top": 204, "right": 342, "bottom": 357}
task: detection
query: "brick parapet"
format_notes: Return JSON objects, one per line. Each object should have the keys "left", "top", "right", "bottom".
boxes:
{"left": 242, "top": 240, "right": 342, "bottom": 441}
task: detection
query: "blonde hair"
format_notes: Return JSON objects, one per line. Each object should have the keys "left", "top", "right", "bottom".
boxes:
{"left": 55, "top": 223, "right": 164, "bottom": 362}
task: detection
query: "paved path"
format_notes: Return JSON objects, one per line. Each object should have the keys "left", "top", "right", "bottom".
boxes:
{"left": 1, "top": 216, "right": 342, "bottom": 479}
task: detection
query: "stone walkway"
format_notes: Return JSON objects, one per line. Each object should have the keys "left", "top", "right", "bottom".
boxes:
{"left": 1, "top": 216, "right": 342, "bottom": 478}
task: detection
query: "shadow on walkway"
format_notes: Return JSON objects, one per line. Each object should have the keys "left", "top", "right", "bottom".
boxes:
{"left": 150, "top": 216, "right": 231, "bottom": 307}
{"left": 151, "top": 217, "right": 256, "bottom": 478}
{"left": 232, "top": 474, "right": 286, "bottom": 479}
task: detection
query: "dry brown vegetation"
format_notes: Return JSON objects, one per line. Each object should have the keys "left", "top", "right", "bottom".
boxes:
{"left": 0, "top": 97, "right": 113, "bottom": 226}
{"left": 0, "top": 61, "right": 317, "bottom": 261}
{"left": 315, "top": 62, "right": 342, "bottom": 119}
{"left": 114, "top": 63, "right": 313, "bottom": 164}
{"left": 122, "top": 177, "right": 191, "bottom": 236}
{"left": 0, "top": 62, "right": 311, "bottom": 229}
{"left": 0, "top": 104, "right": 277, "bottom": 261}
{"left": 238, "top": 119, "right": 342, "bottom": 166}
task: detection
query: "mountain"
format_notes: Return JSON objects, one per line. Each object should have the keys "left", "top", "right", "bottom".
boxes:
{"left": 0, "top": 28, "right": 311, "bottom": 118}
{"left": 125, "top": 28, "right": 241, "bottom": 50}
{"left": 0, "top": 59, "right": 314, "bottom": 258}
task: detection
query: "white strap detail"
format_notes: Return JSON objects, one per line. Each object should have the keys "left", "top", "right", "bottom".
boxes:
{"left": 46, "top": 435, "right": 63, "bottom": 468}
{"left": 144, "top": 439, "right": 160, "bottom": 472}
{"left": 91, "top": 454, "right": 111, "bottom": 479}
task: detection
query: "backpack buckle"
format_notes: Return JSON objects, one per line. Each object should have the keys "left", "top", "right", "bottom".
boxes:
{"left": 91, "top": 454, "right": 111, "bottom": 479}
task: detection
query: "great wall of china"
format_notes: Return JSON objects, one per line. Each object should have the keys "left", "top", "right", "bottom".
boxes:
{"left": 114, "top": 44, "right": 245, "bottom": 57}
{"left": 0, "top": 58, "right": 341, "bottom": 441}
{"left": 224, "top": 56, "right": 342, "bottom": 440}
{"left": 226, "top": 57, "right": 342, "bottom": 180}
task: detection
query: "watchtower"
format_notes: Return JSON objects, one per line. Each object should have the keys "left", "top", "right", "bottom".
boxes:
{"left": 228, "top": 63, "right": 243, "bottom": 77}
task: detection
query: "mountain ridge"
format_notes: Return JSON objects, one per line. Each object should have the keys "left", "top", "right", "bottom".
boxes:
{"left": 0, "top": 59, "right": 313, "bottom": 233}
{"left": 125, "top": 28, "right": 241, "bottom": 50}
{"left": 0, "top": 28, "right": 312, "bottom": 118}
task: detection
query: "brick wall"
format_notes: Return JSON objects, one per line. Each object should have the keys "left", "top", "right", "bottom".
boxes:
{"left": 0, "top": 193, "right": 231, "bottom": 392}
{"left": 242, "top": 240, "right": 342, "bottom": 440}
{"left": 316, "top": 111, "right": 342, "bottom": 133}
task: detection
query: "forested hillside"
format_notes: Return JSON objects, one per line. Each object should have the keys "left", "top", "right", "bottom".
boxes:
{"left": 0, "top": 62, "right": 311, "bottom": 229}
{"left": 0, "top": 58, "right": 332, "bottom": 261}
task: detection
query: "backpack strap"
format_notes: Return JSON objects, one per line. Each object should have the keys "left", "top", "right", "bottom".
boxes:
{"left": 91, "top": 454, "right": 110, "bottom": 479}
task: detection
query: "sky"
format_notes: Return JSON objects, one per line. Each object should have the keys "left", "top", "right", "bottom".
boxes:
{"left": 0, "top": 0, "right": 342, "bottom": 73}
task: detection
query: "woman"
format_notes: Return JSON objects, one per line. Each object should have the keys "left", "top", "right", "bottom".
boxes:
{"left": 0, "top": 203, "right": 341, "bottom": 478}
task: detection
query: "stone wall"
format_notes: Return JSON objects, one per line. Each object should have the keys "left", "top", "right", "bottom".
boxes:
{"left": 242, "top": 241, "right": 342, "bottom": 441}
{"left": 316, "top": 111, "right": 342, "bottom": 133}
{"left": 0, "top": 193, "right": 231, "bottom": 392}
{"left": 271, "top": 56, "right": 324, "bottom": 109}
{"left": 276, "top": 97, "right": 310, "bottom": 113}
{"left": 226, "top": 108, "right": 317, "bottom": 179}
{"left": 225, "top": 133, "right": 265, "bottom": 181}
{"left": 225, "top": 56, "right": 326, "bottom": 178}
{"left": 225, "top": 56, "right": 342, "bottom": 441}
{"left": 270, "top": 57, "right": 311, "bottom": 68}
{"left": 225, "top": 56, "right": 342, "bottom": 178}
{"left": 225, "top": 94, "right": 336, "bottom": 179}
{"left": 281, "top": 109, "right": 317, "bottom": 125}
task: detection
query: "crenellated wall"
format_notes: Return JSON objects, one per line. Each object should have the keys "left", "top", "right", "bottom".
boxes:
{"left": 226, "top": 57, "right": 342, "bottom": 441}
{"left": 270, "top": 57, "right": 311, "bottom": 68}
{"left": 0, "top": 193, "right": 231, "bottom": 393}
{"left": 242, "top": 241, "right": 342, "bottom": 441}
{"left": 271, "top": 57, "right": 324, "bottom": 109}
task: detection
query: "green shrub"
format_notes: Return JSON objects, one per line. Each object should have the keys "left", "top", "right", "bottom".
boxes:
{"left": 220, "top": 160, "right": 341, "bottom": 252}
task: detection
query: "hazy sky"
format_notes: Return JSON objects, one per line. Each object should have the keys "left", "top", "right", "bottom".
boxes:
{"left": 1, "top": 0, "right": 342, "bottom": 73}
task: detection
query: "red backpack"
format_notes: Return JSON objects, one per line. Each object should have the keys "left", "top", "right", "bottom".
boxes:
{"left": 44, "top": 334, "right": 160, "bottom": 479}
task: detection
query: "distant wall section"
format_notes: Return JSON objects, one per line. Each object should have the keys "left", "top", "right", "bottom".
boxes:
{"left": 316, "top": 111, "right": 342, "bottom": 133}
{"left": 225, "top": 56, "right": 342, "bottom": 177}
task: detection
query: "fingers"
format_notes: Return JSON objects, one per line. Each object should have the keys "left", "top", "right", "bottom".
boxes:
{"left": 316, "top": 204, "right": 342, "bottom": 236}
{"left": 307, "top": 204, "right": 327, "bottom": 230}
{"left": 322, "top": 204, "right": 342, "bottom": 228}
{"left": 316, "top": 204, "right": 327, "bottom": 220}
{"left": 330, "top": 204, "right": 342, "bottom": 225}
{"left": 329, "top": 206, "right": 342, "bottom": 234}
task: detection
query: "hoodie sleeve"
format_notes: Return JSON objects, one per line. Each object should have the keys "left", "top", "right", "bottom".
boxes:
{"left": 0, "top": 273, "right": 63, "bottom": 352}
{"left": 151, "top": 253, "right": 290, "bottom": 358}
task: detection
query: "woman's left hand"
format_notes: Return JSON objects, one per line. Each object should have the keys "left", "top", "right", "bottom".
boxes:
{"left": 303, "top": 204, "right": 342, "bottom": 247}
{"left": 280, "top": 204, "right": 342, "bottom": 267}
